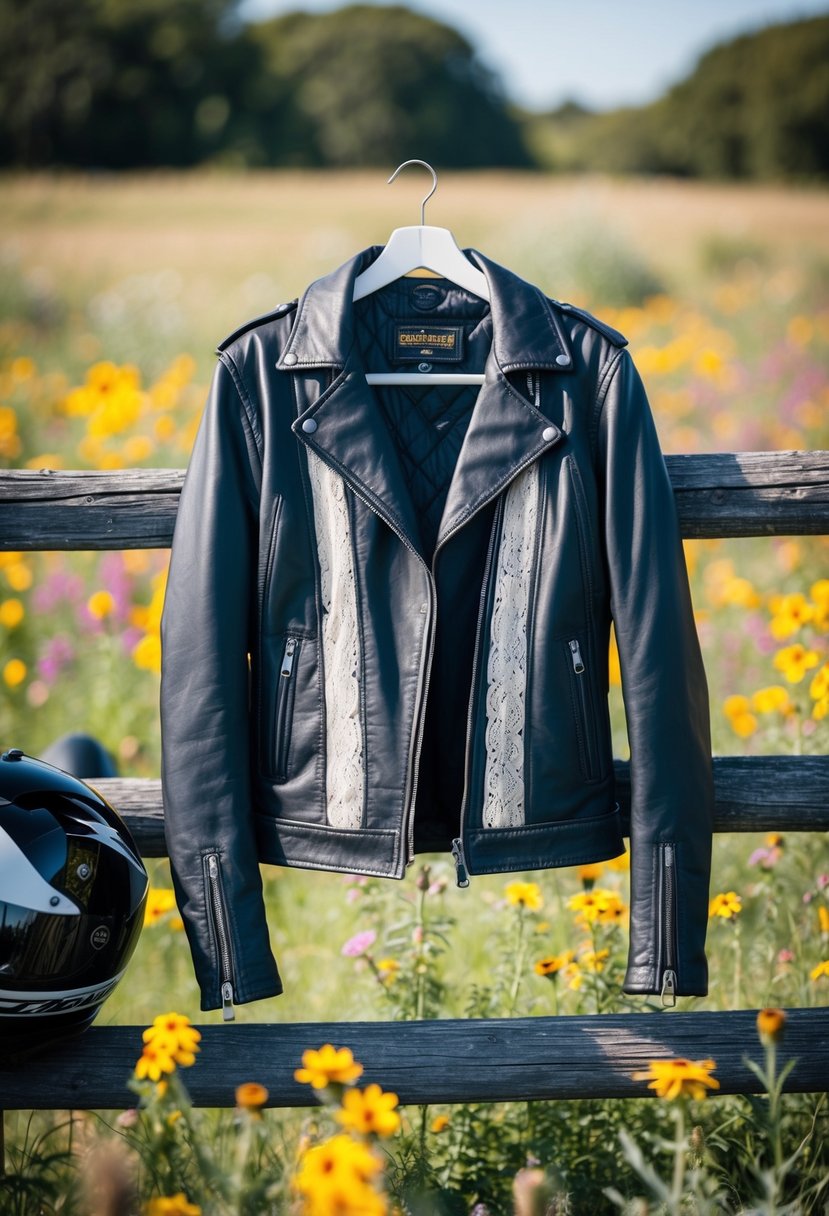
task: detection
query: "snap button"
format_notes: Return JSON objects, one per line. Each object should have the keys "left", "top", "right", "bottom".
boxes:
{"left": 542, "top": 426, "right": 557, "bottom": 442}
{"left": 555, "top": 354, "right": 570, "bottom": 367}
{"left": 283, "top": 352, "right": 298, "bottom": 366}
{"left": 302, "top": 418, "right": 318, "bottom": 434}
{"left": 418, "top": 362, "right": 432, "bottom": 373}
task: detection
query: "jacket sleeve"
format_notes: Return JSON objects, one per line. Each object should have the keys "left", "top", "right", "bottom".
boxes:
{"left": 595, "top": 348, "right": 713, "bottom": 999}
{"left": 160, "top": 354, "right": 282, "bottom": 1013}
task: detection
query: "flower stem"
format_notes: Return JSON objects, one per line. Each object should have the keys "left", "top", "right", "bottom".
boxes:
{"left": 669, "top": 1100, "right": 687, "bottom": 1214}
{"left": 507, "top": 908, "right": 528, "bottom": 1015}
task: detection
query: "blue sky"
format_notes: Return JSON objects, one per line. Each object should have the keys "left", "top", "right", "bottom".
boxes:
{"left": 237, "top": 0, "right": 829, "bottom": 111}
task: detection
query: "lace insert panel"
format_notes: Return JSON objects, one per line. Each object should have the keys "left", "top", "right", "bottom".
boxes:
{"left": 482, "top": 461, "right": 541, "bottom": 828}
{"left": 306, "top": 449, "right": 365, "bottom": 829}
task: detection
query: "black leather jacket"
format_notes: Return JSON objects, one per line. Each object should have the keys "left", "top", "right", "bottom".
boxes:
{"left": 160, "top": 245, "right": 714, "bottom": 1017}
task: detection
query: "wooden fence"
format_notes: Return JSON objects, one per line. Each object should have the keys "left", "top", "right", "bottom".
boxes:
{"left": 1, "top": 451, "right": 828, "bottom": 1112}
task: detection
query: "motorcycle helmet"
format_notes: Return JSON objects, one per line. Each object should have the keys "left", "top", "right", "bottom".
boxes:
{"left": 0, "top": 748, "right": 148, "bottom": 1060}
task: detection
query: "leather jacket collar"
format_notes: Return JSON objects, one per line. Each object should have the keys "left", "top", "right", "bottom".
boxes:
{"left": 276, "top": 245, "right": 573, "bottom": 374}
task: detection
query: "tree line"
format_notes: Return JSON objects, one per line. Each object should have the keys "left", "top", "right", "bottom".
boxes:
{"left": 1, "top": 1, "right": 827, "bottom": 180}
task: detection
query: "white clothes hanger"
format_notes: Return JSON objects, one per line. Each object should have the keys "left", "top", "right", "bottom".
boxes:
{"left": 353, "top": 160, "right": 488, "bottom": 386}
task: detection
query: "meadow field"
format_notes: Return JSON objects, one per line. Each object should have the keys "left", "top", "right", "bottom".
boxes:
{"left": 1, "top": 170, "right": 828, "bottom": 1214}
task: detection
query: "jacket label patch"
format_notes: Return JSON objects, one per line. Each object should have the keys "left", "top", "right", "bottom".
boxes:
{"left": 393, "top": 324, "right": 464, "bottom": 362}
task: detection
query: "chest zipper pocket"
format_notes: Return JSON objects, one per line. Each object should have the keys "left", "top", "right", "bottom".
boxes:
{"left": 273, "top": 635, "right": 300, "bottom": 782}
{"left": 204, "top": 853, "right": 235, "bottom": 1021}
{"left": 658, "top": 842, "right": 678, "bottom": 1007}
{"left": 566, "top": 637, "right": 601, "bottom": 782}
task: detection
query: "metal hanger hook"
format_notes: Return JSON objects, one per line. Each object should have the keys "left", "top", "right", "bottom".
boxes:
{"left": 388, "top": 159, "right": 438, "bottom": 225}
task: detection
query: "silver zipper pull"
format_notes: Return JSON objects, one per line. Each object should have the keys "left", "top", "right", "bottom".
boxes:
{"left": 221, "top": 980, "right": 236, "bottom": 1021}
{"left": 281, "top": 637, "right": 297, "bottom": 678}
{"left": 661, "top": 969, "right": 677, "bottom": 1008}
{"left": 451, "top": 837, "right": 469, "bottom": 888}
{"left": 569, "top": 639, "right": 585, "bottom": 673}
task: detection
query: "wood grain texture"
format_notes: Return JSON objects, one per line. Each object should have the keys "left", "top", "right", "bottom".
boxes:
{"left": 91, "top": 756, "right": 829, "bottom": 858}
{"left": 1, "top": 1009, "right": 825, "bottom": 1109}
{"left": 1, "top": 451, "right": 827, "bottom": 549}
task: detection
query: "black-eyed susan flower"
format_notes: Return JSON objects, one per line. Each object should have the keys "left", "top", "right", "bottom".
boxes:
{"left": 294, "top": 1044, "right": 364, "bottom": 1089}
{"left": 751, "top": 685, "right": 792, "bottom": 715}
{"left": 144, "top": 888, "right": 177, "bottom": 927}
{"left": 334, "top": 1083, "right": 401, "bottom": 1138}
{"left": 142, "top": 1013, "right": 201, "bottom": 1067}
{"left": 504, "top": 881, "right": 543, "bottom": 911}
{"left": 292, "top": 1134, "right": 385, "bottom": 1214}
{"left": 567, "top": 888, "right": 626, "bottom": 926}
{"left": 375, "top": 958, "right": 400, "bottom": 984}
{"left": 577, "top": 863, "right": 604, "bottom": 888}
{"left": 632, "top": 1058, "right": 719, "bottom": 1101}
{"left": 534, "top": 950, "right": 575, "bottom": 979}
{"left": 756, "top": 1008, "right": 787, "bottom": 1046}
{"left": 810, "top": 960, "right": 829, "bottom": 982}
{"left": 430, "top": 1114, "right": 450, "bottom": 1133}
{"left": 87, "top": 590, "right": 116, "bottom": 620}
{"left": 3, "top": 658, "right": 26, "bottom": 688}
{"left": 235, "top": 1082, "right": 269, "bottom": 1111}
{"left": 134, "top": 1040, "right": 177, "bottom": 1083}
{"left": 768, "top": 592, "right": 814, "bottom": 640}
{"left": 723, "top": 694, "right": 757, "bottom": 738}
{"left": 773, "top": 643, "right": 820, "bottom": 684}
{"left": 709, "top": 891, "right": 742, "bottom": 919}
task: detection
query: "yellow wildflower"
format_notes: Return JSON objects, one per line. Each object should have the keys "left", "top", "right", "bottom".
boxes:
{"left": 4, "top": 560, "right": 32, "bottom": 591}
{"left": 751, "top": 685, "right": 792, "bottom": 714}
{"left": 709, "top": 891, "right": 742, "bottom": 919}
{"left": 720, "top": 576, "right": 760, "bottom": 609}
{"left": 562, "top": 962, "right": 582, "bottom": 990}
{"left": 766, "top": 832, "right": 783, "bottom": 848}
{"left": 567, "top": 888, "right": 626, "bottom": 926}
{"left": 632, "top": 1058, "right": 719, "bottom": 1101}
{"left": 9, "top": 356, "right": 36, "bottom": 382}
{"left": 818, "top": 906, "right": 829, "bottom": 935}
{"left": 335, "top": 1083, "right": 401, "bottom": 1138}
{"left": 773, "top": 643, "right": 820, "bottom": 684}
{"left": 809, "top": 664, "right": 829, "bottom": 701}
{"left": 142, "top": 1013, "right": 201, "bottom": 1066}
{"left": 144, "top": 887, "right": 177, "bottom": 926}
{"left": 3, "top": 658, "right": 26, "bottom": 687}
{"left": 756, "top": 1008, "right": 786, "bottom": 1046}
{"left": 134, "top": 1040, "right": 177, "bottom": 1083}
{"left": 534, "top": 950, "right": 575, "bottom": 978}
{"left": 88, "top": 590, "right": 116, "bottom": 619}
{"left": 376, "top": 958, "right": 400, "bottom": 983}
{"left": 606, "top": 850, "right": 630, "bottom": 872}
{"left": 145, "top": 1194, "right": 201, "bottom": 1216}
{"left": 580, "top": 947, "right": 610, "bottom": 973}
{"left": 133, "top": 633, "right": 162, "bottom": 674}
{"left": 235, "top": 1082, "right": 269, "bottom": 1110}
{"left": 293, "top": 1134, "right": 385, "bottom": 1214}
{"left": 504, "top": 881, "right": 543, "bottom": 911}
{"left": 430, "top": 1114, "right": 450, "bottom": 1133}
{"left": 0, "top": 598, "right": 24, "bottom": 628}
{"left": 723, "top": 694, "right": 757, "bottom": 737}
{"left": 294, "top": 1044, "right": 364, "bottom": 1089}
{"left": 768, "top": 593, "right": 813, "bottom": 640}
{"left": 810, "top": 960, "right": 829, "bottom": 981}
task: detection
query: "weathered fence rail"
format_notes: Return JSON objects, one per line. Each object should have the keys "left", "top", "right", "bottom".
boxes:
{"left": 1, "top": 452, "right": 828, "bottom": 1110}
{"left": 1, "top": 450, "right": 829, "bottom": 548}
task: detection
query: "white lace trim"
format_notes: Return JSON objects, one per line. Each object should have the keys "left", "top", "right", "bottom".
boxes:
{"left": 482, "top": 461, "right": 540, "bottom": 828}
{"left": 306, "top": 450, "right": 364, "bottom": 829}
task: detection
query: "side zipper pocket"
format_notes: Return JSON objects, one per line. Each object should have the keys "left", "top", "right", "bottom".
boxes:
{"left": 658, "top": 842, "right": 678, "bottom": 1007}
{"left": 273, "top": 635, "right": 300, "bottom": 781}
{"left": 204, "top": 852, "right": 236, "bottom": 1021}
{"left": 566, "top": 637, "right": 600, "bottom": 782}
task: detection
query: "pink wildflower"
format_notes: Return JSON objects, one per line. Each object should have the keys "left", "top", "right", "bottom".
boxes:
{"left": 341, "top": 930, "right": 376, "bottom": 958}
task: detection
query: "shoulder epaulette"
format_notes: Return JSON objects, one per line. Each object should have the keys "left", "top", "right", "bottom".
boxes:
{"left": 216, "top": 299, "right": 299, "bottom": 353}
{"left": 551, "top": 300, "right": 628, "bottom": 348}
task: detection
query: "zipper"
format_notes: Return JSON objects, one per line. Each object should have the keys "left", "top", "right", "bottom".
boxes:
{"left": 659, "top": 842, "right": 678, "bottom": 1008}
{"left": 451, "top": 837, "right": 469, "bottom": 887}
{"left": 273, "top": 636, "right": 299, "bottom": 780}
{"left": 205, "top": 853, "right": 236, "bottom": 1021}
{"left": 567, "top": 638, "right": 599, "bottom": 781}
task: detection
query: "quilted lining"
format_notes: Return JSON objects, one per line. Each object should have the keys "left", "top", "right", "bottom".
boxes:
{"left": 353, "top": 278, "right": 493, "bottom": 558}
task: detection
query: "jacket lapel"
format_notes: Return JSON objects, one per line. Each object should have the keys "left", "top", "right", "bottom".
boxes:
{"left": 279, "top": 245, "right": 573, "bottom": 562}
